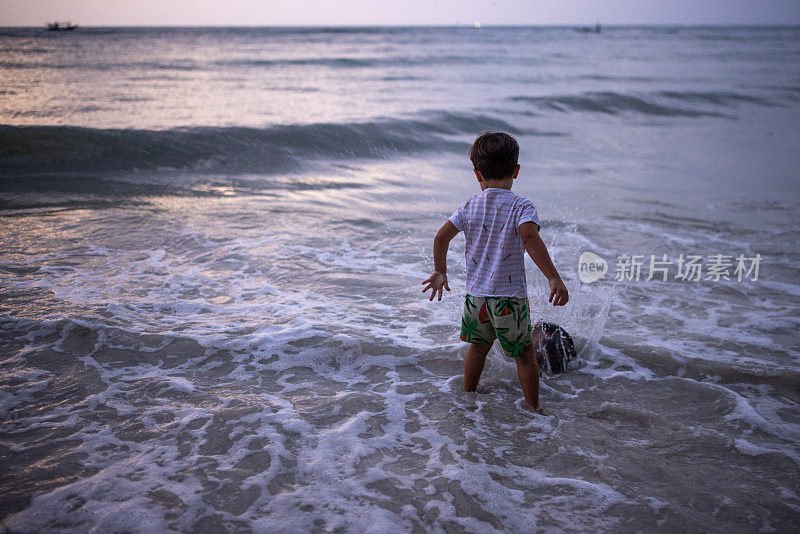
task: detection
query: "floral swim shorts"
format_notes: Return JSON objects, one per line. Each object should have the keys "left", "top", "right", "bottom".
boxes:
{"left": 460, "top": 294, "right": 533, "bottom": 358}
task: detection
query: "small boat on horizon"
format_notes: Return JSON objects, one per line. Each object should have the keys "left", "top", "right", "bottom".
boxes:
{"left": 576, "top": 23, "right": 601, "bottom": 34}
{"left": 45, "top": 21, "right": 78, "bottom": 31}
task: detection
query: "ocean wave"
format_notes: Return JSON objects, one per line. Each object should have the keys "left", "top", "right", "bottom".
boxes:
{"left": 657, "top": 90, "right": 778, "bottom": 107}
{"left": 214, "top": 57, "right": 377, "bottom": 68}
{"left": 0, "top": 54, "right": 483, "bottom": 72}
{"left": 0, "top": 60, "right": 202, "bottom": 71}
{"left": 0, "top": 111, "right": 537, "bottom": 177}
{"left": 507, "top": 90, "right": 781, "bottom": 117}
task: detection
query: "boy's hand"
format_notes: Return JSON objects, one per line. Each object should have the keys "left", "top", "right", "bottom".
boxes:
{"left": 422, "top": 271, "right": 450, "bottom": 301}
{"left": 548, "top": 277, "right": 569, "bottom": 306}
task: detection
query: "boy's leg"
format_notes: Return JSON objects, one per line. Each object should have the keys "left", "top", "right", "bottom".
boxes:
{"left": 515, "top": 342, "right": 540, "bottom": 409}
{"left": 464, "top": 341, "right": 493, "bottom": 392}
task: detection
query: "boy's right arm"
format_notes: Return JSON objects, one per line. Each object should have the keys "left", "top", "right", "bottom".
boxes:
{"left": 422, "top": 220, "right": 459, "bottom": 301}
{"left": 519, "top": 222, "right": 569, "bottom": 306}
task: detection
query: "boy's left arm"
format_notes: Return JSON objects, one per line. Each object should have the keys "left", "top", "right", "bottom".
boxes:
{"left": 519, "top": 222, "right": 569, "bottom": 306}
{"left": 422, "top": 220, "right": 459, "bottom": 301}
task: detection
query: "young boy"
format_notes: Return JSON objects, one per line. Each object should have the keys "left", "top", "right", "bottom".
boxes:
{"left": 422, "top": 131, "right": 569, "bottom": 412}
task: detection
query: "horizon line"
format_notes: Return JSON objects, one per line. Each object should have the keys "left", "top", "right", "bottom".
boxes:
{"left": 3, "top": 22, "right": 800, "bottom": 28}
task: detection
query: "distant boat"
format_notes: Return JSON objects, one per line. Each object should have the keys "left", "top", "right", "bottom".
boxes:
{"left": 45, "top": 21, "right": 78, "bottom": 31}
{"left": 577, "top": 23, "right": 601, "bottom": 34}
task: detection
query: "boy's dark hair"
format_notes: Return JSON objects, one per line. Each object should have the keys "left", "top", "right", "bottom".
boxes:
{"left": 469, "top": 131, "right": 519, "bottom": 180}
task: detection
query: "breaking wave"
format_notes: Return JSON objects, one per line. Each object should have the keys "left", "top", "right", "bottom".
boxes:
{"left": 0, "top": 111, "right": 551, "bottom": 177}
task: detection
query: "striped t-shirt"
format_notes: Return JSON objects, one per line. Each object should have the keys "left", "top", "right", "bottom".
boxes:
{"left": 449, "top": 187, "right": 541, "bottom": 298}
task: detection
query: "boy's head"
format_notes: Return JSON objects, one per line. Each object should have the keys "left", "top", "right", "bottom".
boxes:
{"left": 469, "top": 131, "right": 520, "bottom": 182}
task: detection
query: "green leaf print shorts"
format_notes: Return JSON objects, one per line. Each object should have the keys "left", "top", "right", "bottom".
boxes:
{"left": 460, "top": 294, "right": 533, "bottom": 358}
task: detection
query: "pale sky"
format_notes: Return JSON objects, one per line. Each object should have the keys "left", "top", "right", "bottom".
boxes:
{"left": 2, "top": 0, "right": 799, "bottom": 26}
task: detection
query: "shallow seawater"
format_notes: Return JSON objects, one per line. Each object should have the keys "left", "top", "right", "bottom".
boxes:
{"left": 1, "top": 26, "right": 800, "bottom": 532}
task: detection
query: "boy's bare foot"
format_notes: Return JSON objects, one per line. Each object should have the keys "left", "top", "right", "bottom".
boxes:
{"left": 523, "top": 403, "right": 548, "bottom": 415}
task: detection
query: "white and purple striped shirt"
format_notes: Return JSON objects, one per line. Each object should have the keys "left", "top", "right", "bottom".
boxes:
{"left": 449, "top": 188, "right": 541, "bottom": 298}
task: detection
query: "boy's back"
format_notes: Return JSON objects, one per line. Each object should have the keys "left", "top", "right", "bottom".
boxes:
{"left": 449, "top": 187, "right": 540, "bottom": 298}
{"left": 422, "top": 131, "right": 568, "bottom": 412}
